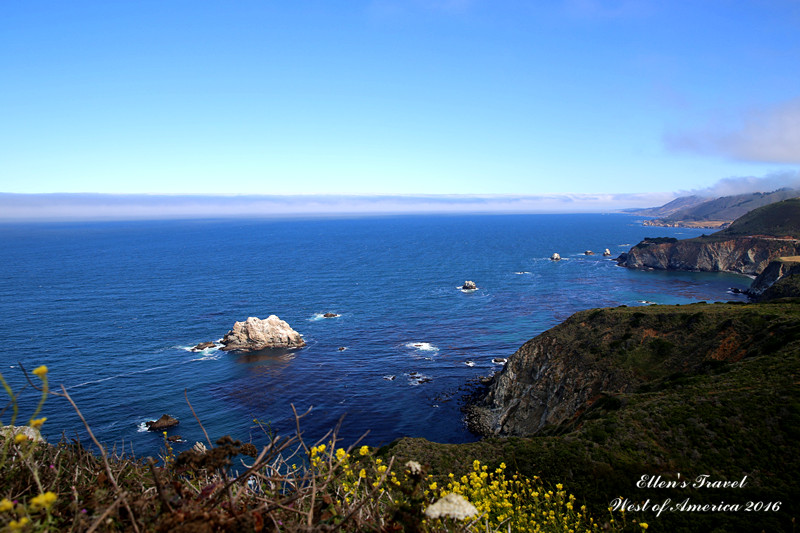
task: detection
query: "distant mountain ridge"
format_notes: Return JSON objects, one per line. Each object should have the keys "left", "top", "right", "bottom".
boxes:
{"left": 631, "top": 194, "right": 707, "bottom": 217}
{"left": 631, "top": 188, "right": 800, "bottom": 229}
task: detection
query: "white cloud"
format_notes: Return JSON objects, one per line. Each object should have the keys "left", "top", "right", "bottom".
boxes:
{"left": 679, "top": 170, "right": 800, "bottom": 198}
{"left": 665, "top": 98, "right": 800, "bottom": 164}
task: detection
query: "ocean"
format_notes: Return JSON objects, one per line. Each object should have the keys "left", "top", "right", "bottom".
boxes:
{"left": 0, "top": 213, "right": 751, "bottom": 457}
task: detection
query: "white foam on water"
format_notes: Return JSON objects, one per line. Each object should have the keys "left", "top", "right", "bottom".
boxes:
{"left": 514, "top": 271, "right": 531, "bottom": 275}
{"left": 405, "top": 342, "right": 439, "bottom": 352}
{"left": 180, "top": 341, "right": 224, "bottom": 353}
{"left": 68, "top": 365, "right": 172, "bottom": 390}
{"left": 465, "top": 361, "right": 475, "bottom": 367}
{"left": 383, "top": 375, "right": 396, "bottom": 381}
{"left": 137, "top": 422, "right": 149, "bottom": 433}
{"left": 190, "top": 352, "right": 222, "bottom": 362}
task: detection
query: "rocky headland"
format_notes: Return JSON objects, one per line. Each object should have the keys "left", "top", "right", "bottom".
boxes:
{"left": 617, "top": 235, "right": 798, "bottom": 275}
{"left": 221, "top": 315, "right": 305, "bottom": 351}
{"left": 618, "top": 198, "right": 800, "bottom": 297}
{"left": 390, "top": 298, "right": 800, "bottom": 531}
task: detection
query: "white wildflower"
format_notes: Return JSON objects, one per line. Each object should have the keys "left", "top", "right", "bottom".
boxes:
{"left": 425, "top": 493, "right": 479, "bottom": 520}
{"left": 405, "top": 460, "right": 422, "bottom": 474}
{"left": 192, "top": 441, "right": 207, "bottom": 453}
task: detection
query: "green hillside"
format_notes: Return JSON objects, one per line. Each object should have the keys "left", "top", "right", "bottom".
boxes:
{"left": 386, "top": 301, "right": 800, "bottom": 532}
{"left": 716, "top": 197, "right": 800, "bottom": 238}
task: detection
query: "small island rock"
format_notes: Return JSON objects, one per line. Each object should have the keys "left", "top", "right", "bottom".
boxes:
{"left": 221, "top": 315, "right": 306, "bottom": 351}
{"left": 146, "top": 414, "right": 179, "bottom": 431}
{"left": 462, "top": 281, "right": 477, "bottom": 290}
{"left": 550, "top": 253, "right": 561, "bottom": 261}
{"left": 323, "top": 312, "right": 339, "bottom": 318}
{"left": 603, "top": 249, "right": 611, "bottom": 256}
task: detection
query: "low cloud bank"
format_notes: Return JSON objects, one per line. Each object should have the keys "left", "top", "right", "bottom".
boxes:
{"left": 0, "top": 192, "right": 674, "bottom": 222}
{"left": 679, "top": 170, "right": 800, "bottom": 198}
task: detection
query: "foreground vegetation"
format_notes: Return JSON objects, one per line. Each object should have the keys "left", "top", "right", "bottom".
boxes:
{"left": 1, "top": 367, "right": 631, "bottom": 532}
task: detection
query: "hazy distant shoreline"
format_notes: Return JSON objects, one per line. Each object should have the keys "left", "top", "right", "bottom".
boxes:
{"left": 0, "top": 192, "right": 675, "bottom": 222}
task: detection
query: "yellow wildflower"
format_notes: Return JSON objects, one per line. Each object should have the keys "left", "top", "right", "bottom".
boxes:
{"left": 14, "top": 434, "right": 27, "bottom": 444}
{"left": 336, "top": 448, "right": 347, "bottom": 461}
{"left": 33, "top": 365, "right": 48, "bottom": 378}
{"left": 29, "top": 417, "right": 47, "bottom": 429}
{"left": 359, "top": 445, "right": 369, "bottom": 456}
{"left": 0, "top": 499, "right": 13, "bottom": 512}
{"left": 30, "top": 491, "right": 57, "bottom": 512}
{"left": 359, "top": 468, "right": 366, "bottom": 478}
{"left": 640, "top": 524, "right": 649, "bottom": 530}
{"left": 9, "top": 517, "right": 30, "bottom": 530}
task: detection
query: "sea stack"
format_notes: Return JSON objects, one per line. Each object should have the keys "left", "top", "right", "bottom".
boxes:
{"left": 146, "top": 414, "right": 179, "bottom": 431}
{"left": 221, "top": 315, "right": 306, "bottom": 351}
{"left": 550, "top": 253, "right": 561, "bottom": 261}
{"left": 603, "top": 249, "right": 611, "bottom": 256}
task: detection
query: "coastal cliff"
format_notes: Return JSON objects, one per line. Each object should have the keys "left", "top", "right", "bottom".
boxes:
{"left": 468, "top": 302, "right": 785, "bottom": 436}
{"left": 750, "top": 259, "right": 800, "bottom": 298}
{"left": 619, "top": 198, "right": 800, "bottom": 282}
{"left": 617, "top": 236, "right": 798, "bottom": 275}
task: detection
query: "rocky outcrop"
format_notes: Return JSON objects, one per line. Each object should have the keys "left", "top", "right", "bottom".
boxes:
{"left": 603, "top": 249, "right": 611, "bottom": 256}
{"left": 462, "top": 281, "right": 477, "bottom": 290}
{"left": 323, "top": 312, "right": 339, "bottom": 318}
{"left": 191, "top": 341, "right": 217, "bottom": 352}
{"left": 550, "top": 253, "right": 561, "bottom": 261}
{"left": 469, "top": 303, "right": 781, "bottom": 437}
{"left": 2, "top": 425, "right": 45, "bottom": 443}
{"left": 221, "top": 315, "right": 305, "bottom": 351}
{"left": 146, "top": 414, "right": 179, "bottom": 431}
{"left": 471, "top": 329, "right": 635, "bottom": 437}
{"left": 749, "top": 259, "right": 800, "bottom": 298}
{"left": 618, "top": 237, "right": 799, "bottom": 276}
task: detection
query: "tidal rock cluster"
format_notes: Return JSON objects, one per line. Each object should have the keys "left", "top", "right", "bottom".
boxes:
{"left": 221, "top": 315, "right": 306, "bottom": 351}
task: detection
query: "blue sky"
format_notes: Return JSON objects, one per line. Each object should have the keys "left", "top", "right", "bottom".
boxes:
{"left": 1, "top": 1, "right": 799, "bottom": 209}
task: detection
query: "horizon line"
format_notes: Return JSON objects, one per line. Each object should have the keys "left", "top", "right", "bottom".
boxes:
{"left": 0, "top": 191, "right": 676, "bottom": 222}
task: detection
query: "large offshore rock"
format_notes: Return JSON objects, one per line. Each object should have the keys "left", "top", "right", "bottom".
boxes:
{"left": 221, "top": 315, "right": 305, "bottom": 351}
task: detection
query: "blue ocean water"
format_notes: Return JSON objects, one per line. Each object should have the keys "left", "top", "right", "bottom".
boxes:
{"left": 0, "top": 214, "right": 750, "bottom": 457}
